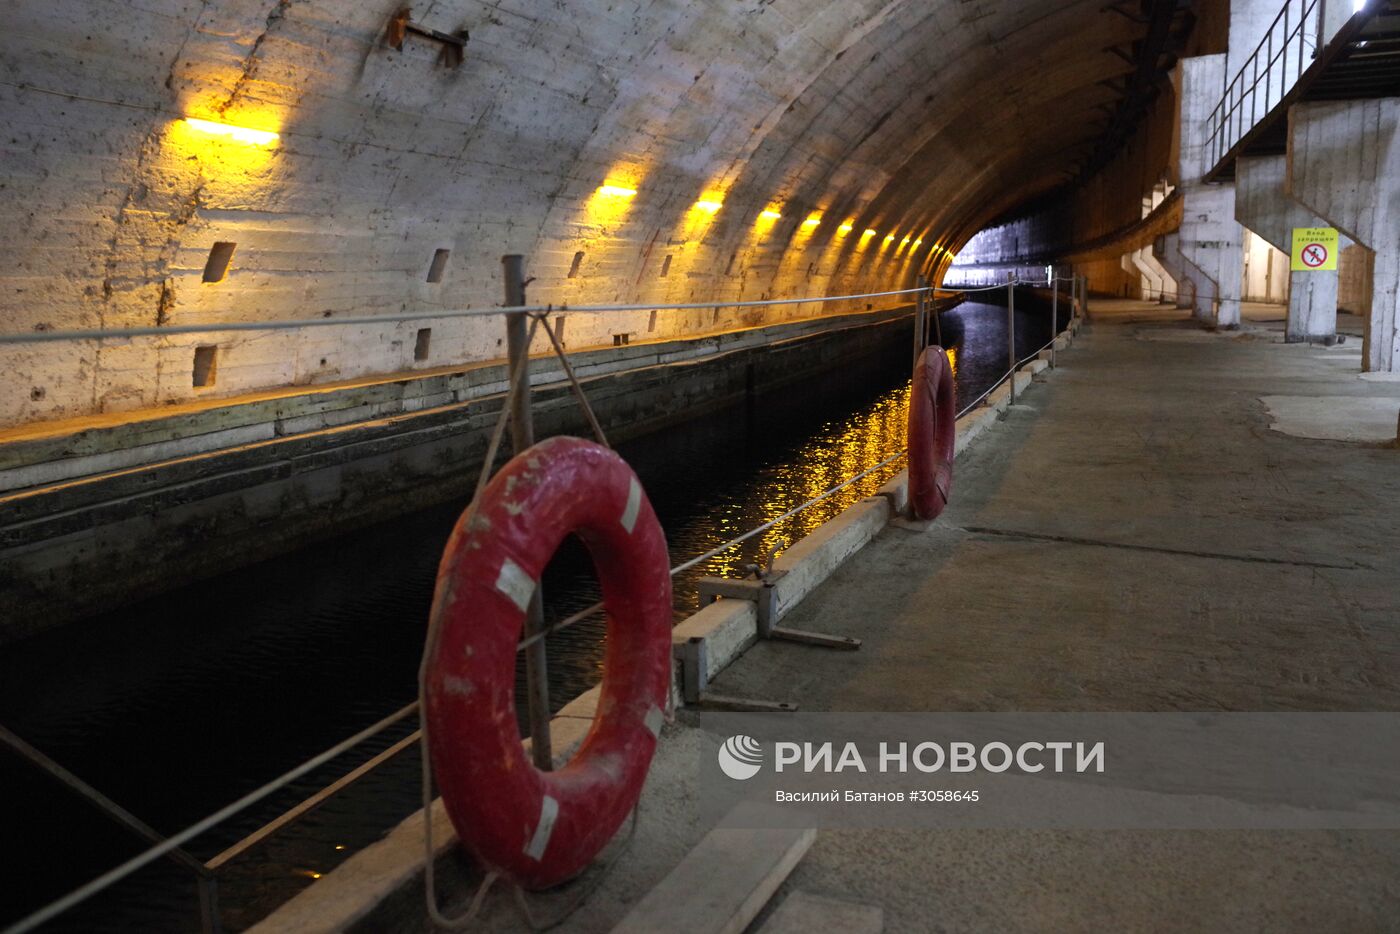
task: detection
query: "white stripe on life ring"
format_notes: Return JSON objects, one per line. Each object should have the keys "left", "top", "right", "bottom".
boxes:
{"left": 644, "top": 704, "right": 664, "bottom": 738}
{"left": 524, "top": 795, "right": 560, "bottom": 861}
{"left": 495, "top": 559, "right": 535, "bottom": 613}
{"left": 620, "top": 477, "right": 642, "bottom": 534}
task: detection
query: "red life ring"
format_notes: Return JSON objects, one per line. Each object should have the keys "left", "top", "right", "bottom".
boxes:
{"left": 908, "top": 346, "right": 956, "bottom": 521}
{"left": 424, "top": 436, "right": 671, "bottom": 889}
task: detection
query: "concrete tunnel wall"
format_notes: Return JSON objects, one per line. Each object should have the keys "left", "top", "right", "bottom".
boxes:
{"left": 1, "top": 0, "right": 1224, "bottom": 429}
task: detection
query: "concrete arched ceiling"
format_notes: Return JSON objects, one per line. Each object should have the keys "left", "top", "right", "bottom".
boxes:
{"left": 0, "top": 0, "right": 1189, "bottom": 422}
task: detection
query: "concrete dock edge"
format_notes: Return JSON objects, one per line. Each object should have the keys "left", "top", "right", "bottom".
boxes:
{"left": 248, "top": 315, "right": 1082, "bottom": 932}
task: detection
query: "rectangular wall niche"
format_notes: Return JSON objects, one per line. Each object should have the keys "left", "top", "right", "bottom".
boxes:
{"left": 414, "top": 328, "right": 432, "bottom": 361}
{"left": 203, "top": 242, "right": 236, "bottom": 283}
{"left": 192, "top": 345, "right": 218, "bottom": 387}
{"left": 660, "top": 255, "right": 673, "bottom": 278}
{"left": 427, "top": 249, "right": 451, "bottom": 283}
{"left": 568, "top": 251, "right": 585, "bottom": 278}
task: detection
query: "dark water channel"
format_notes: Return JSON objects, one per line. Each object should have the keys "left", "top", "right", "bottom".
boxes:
{"left": 0, "top": 292, "right": 1062, "bottom": 932}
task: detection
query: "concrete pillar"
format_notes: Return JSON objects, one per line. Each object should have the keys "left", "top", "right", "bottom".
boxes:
{"left": 1288, "top": 100, "right": 1400, "bottom": 371}
{"left": 1235, "top": 155, "right": 1342, "bottom": 342}
{"left": 1130, "top": 249, "right": 1166, "bottom": 301}
{"left": 1121, "top": 253, "right": 1145, "bottom": 298}
{"left": 1155, "top": 232, "right": 1198, "bottom": 310}
{"left": 1172, "top": 56, "right": 1247, "bottom": 328}
{"left": 1138, "top": 247, "right": 1177, "bottom": 303}
{"left": 1339, "top": 243, "right": 1375, "bottom": 317}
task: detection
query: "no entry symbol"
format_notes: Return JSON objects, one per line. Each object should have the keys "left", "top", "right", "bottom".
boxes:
{"left": 1301, "top": 243, "right": 1329, "bottom": 268}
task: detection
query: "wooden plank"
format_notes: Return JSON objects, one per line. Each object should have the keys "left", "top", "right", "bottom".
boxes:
{"left": 758, "top": 891, "right": 884, "bottom": 934}
{"left": 610, "top": 827, "right": 816, "bottom": 934}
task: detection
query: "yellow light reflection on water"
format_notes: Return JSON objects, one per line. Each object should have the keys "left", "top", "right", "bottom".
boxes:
{"left": 690, "top": 381, "right": 913, "bottom": 584}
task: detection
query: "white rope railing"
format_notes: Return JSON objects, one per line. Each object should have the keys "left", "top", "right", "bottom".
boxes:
{"left": 0, "top": 286, "right": 951, "bottom": 346}
{"left": 1, "top": 275, "right": 1083, "bottom": 934}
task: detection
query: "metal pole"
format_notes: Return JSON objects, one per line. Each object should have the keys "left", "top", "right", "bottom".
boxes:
{"left": 1317, "top": 0, "right": 1327, "bottom": 61}
{"left": 928, "top": 275, "right": 943, "bottom": 347}
{"left": 502, "top": 254, "right": 552, "bottom": 771}
{"left": 913, "top": 277, "right": 926, "bottom": 370}
{"left": 921, "top": 276, "right": 931, "bottom": 350}
{"left": 1007, "top": 273, "right": 1017, "bottom": 406}
{"left": 1051, "top": 276, "right": 1059, "bottom": 370}
{"left": 198, "top": 877, "right": 222, "bottom": 934}
{"left": 0, "top": 722, "right": 222, "bottom": 931}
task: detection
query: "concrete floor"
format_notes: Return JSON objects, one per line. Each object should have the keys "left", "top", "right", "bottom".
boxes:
{"left": 701, "top": 300, "right": 1400, "bottom": 932}
{"left": 411, "top": 301, "right": 1400, "bottom": 934}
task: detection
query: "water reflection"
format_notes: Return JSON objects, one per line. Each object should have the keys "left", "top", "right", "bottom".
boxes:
{"left": 0, "top": 298, "right": 1056, "bottom": 932}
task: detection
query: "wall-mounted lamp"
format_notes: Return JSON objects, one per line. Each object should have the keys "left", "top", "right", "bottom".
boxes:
{"left": 598, "top": 184, "right": 638, "bottom": 197}
{"left": 183, "top": 118, "right": 279, "bottom": 146}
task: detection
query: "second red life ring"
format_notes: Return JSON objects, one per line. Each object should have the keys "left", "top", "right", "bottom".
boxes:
{"left": 908, "top": 346, "right": 956, "bottom": 521}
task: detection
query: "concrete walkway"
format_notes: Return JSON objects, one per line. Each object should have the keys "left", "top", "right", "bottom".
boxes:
{"left": 708, "top": 300, "right": 1400, "bottom": 931}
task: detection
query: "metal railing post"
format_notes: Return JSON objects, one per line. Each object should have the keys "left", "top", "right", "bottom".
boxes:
{"left": 197, "top": 877, "right": 222, "bottom": 934}
{"left": 1006, "top": 273, "right": 1017, "bottom": 406}
{"left": 913, "top": 276, "right": 926, "bottom": 369}
{"left": 502, "top": 254, "right": 552, "bottom": 770}
{"left": 1051, "top": 277, "right": 1059, "bottom": 370}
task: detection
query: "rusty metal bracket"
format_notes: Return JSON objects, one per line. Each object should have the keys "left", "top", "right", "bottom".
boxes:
{"left": 673, "top": 637, "right": 797, "bottom": 712}
{"left": 386, "top": 8, "right": 469, "bottom": 67}
{"left": 697, "top": 570, "right": 861, "bottom": 650}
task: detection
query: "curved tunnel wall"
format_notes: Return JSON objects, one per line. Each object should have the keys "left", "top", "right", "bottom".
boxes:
{"left": 1, "top": 0, "right": 1195, "bottom": 427}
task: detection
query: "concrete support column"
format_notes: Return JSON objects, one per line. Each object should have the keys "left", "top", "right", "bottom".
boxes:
{"left": 1131, "top": 248, "right": 1170, "bottom": 302}
{"left": 1138, "top": 247, "right": 1177, "bottom": 303}
{"left": 1171, "top": 56, "right": 1247, "bottom": 328}
{"left": 1155, "top": 232, "right": 1197, "bottom": 310}
{"left": 1121, "top": 253, "right": 1146, "bottom": 298}
{"left": 1235, "top": 155, "right": 1342, "bottom": 342}
{"left": 1339, "top": 243, "right": 1375, "bottom": 317}
{"left": 1289, "top": 100, "right": 1400, "bottom": 371}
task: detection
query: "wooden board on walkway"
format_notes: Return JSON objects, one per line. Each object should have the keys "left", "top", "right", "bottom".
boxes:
{"left": 610, "top": 827, "right": 816, "bottom": 934}
{"left": 758, "top": 891, "right": 884, "bottom": 933}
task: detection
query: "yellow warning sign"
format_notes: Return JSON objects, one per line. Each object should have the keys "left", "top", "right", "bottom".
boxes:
{"left": 1291, "top": 227, "right": 1339, "bottom": 272}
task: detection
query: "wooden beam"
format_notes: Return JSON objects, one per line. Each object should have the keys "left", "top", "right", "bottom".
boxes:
{"left": 611, "top": 827, "right": 816, "bottom": 934}
{"left": 757, "top": 892, "right": 883, "bottom": 934}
